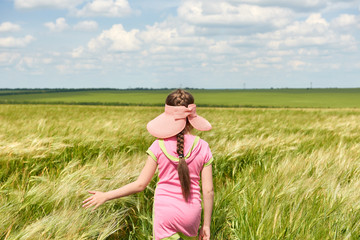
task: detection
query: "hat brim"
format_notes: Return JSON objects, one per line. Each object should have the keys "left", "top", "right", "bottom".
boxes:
{"left": 147, "top": 112, "right": 212, "bottom": 139}
{"left": 189, "top": 115, "right": 212, "bottom": 131}
{"left": 147, "top": 112, "right": 186, "bottom": 139}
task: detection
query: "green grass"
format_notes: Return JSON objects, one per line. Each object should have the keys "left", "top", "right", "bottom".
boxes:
{"left": 1, "top": 88, "right": 360, "bottom": 108}
{"left": 1, "top": 104, "right": 360, "bottom": 239}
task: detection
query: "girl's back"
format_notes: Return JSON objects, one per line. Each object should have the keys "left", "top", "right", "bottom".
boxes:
{"left": 148, "top": 134, "right": 213, "bottom": 240}
{"left": 148, "top": 135, "right": 212, "bottom": 200}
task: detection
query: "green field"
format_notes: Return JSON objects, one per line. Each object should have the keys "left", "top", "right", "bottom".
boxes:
{"left": 1, "top": 104, "right": 360, "bottom": 239}
{"left": 1, "top": 88, "right": 360, "bottom": 108}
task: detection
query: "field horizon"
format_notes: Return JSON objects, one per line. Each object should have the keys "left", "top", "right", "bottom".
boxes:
{"left": 1, "top": 88, "right": 360, "bottom": 108}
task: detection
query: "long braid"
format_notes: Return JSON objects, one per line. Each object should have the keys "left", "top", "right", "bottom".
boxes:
{"left": 177, "top": 129, "right": 191, "bottom": 201}
{"left": 166, "top": 89, "right": 193, "bottom": 202}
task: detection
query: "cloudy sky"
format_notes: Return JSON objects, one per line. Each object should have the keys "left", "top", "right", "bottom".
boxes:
{"left": 0, "top": 0, "right": 360, "bottom": 89}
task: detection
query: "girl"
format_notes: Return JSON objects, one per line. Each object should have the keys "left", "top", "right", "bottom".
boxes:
{"left": 82, "top": 89, "right": 214, "bottom": 240}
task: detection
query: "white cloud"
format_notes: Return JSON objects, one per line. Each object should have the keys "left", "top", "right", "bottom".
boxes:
{"left": 42, "top": 58, "right": 53, "bottom": 64}
{"left": 56, "top": 64, "right": 69, "bottom": 73}
{"left": 139, "top": 21, "right": 207, "bottom": 47}
{"left": 72, "top": 46, "right": 85, "bottom": 58}
{"left": 0, "top": 35, "right": 35, "bottom": 48}
{"left": 331, "top": 14, "right": 359, "bottom": 29}
{"left": 74, "top": 63, "right": 101, "bottom": 70}
{"left": 297, "top": 48, "right": 320, "bottom": 56}
{"left": 178, "top": 1, "right": 293, "bottom": 28}
{"left": 14, "top": 0, "right": 84, "bottom": 9}
{"left": 230, "top": 0, "right": 360, "bottom": 12}
{"left": 87, "top": 24, "right": 141, "bottom": 51}
{"left": 275, "top": 0, "right": 326, "bottom": 8}
{"left": 75, "top": 0, "right": 132, "bottom": 17}
{"left": 71, "top": 8, "right": 359, "bottom": 77}
{"left": 209, "top": 41, "right": 238, "bottom": 53}
{"left": 16, "top": 56, "right": 36, "bottom": 71}
{"left": 73, "top": 21, "right": 98, "bottom": 31}
{"left": 0, "top": 52, "right": 21, "bottom": 66}
{"left": 273, "top": 14, "right": 329, "bottom": 37}
{"left": 44, "top": 18, "right": 69, "bottom": 32}
{"left": 288, "top": 60, "right": 307, "bottom": 70}
{"left": 0, "top": 22, "right": 21, "bottom": 32}
{"left": 321, "top": 0, "right": 359, "bottom": 14}
{"left": 17, "top": 1, "right": 357, "bottom": 82}
{"left": 242, "top": 56, "right": 283, "bottom": 70}
{"left": 0, "top": 52, "right": 53, "bottom": 73}
{"left": 255, "top": 14, "right": 356, "bottom": 49}
{"left": 140, "top": 24, "right": 180, "bottom": 45}
{"left": 235, "top": 0, "right": 328, "bottom": 11}
{"left": 55, "top": 60, "right": 102, "bottom": 74}
{"left": 15, "top": 56, "right": 46, "bottom": 74}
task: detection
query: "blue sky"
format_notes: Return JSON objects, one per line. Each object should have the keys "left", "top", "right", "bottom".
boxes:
{"left": 0, "top": 0, "right": 359, "bottom": 89}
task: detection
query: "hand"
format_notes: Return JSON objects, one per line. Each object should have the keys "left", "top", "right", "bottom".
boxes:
{"left": 82, "top": 191, "right": 108, "bottom": 211}
{"left": 199, "top": 226, "right": 210, "bottom": 240}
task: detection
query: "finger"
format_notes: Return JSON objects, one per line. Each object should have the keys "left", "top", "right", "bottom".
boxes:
{"left": 82, "top": 196, "right": 93, "bottom": 203}
{"left": 82, "top": 202, "right": 92, "bottom": 208}
{"left": 88, "top": 190, "right": 96, "bottom": 194}
{"left": 84, "top": 202, "right": 95, "bottom": 209}
{"left": 82, "top": 200, "right": 95, "bottom": 208}
{"left": 92, "top": 203, "right": 100, "bottom": 211}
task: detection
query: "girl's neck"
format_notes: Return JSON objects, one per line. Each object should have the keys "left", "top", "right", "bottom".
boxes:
{"left": 183, "top": 131, "right": 193, "bottom": 135}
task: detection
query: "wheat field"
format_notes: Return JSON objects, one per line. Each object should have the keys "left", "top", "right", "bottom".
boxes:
{"left": 1, "top": 104, "right": 360, "bottom": 239}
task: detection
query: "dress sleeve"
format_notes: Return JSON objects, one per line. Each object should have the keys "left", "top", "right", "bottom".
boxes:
{"left": 146, "top": 139, "right": 160, "bottom": 163}
{"left": 203, "top": 141, "right": 213, "bottom": 167}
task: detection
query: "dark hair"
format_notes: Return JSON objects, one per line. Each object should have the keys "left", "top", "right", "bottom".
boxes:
{"left": 165, "top": 89, "right": 194, "bottom": 201}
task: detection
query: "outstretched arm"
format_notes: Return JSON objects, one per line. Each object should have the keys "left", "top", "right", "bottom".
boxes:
{"left": 199, "top": 164, "right": 214, "bottom": 240}
{"left": 82, "top": 156, "right": 157, "bottom": 211}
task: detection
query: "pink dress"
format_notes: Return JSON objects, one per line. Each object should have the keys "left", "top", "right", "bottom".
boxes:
{"left": 146, "top": 134, "right": 213, "bottom": 240}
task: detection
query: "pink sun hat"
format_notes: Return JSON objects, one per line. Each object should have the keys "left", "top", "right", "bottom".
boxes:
{"left": 147, "top": 104, "right": 212, "bottom": 138}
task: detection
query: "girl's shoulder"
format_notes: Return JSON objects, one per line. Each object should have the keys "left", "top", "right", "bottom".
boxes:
{"left": 196, "top": 136, "right": 211, "bottom": 148}
{"left": 148, "top": 134, "right": 212, "bottom": 154}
